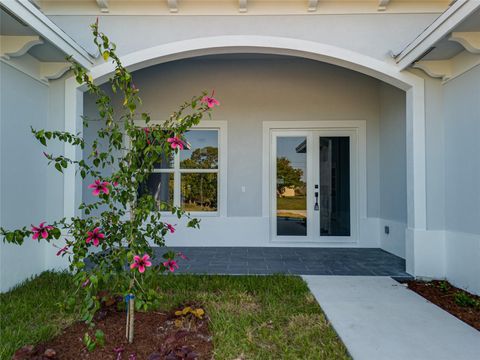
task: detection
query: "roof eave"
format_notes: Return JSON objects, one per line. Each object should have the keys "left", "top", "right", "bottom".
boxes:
{"left": 1, "top": 0, "right": 95, "bottom": 69}
{"left": 395, "top": 0, "right": 480, "bottom": 70}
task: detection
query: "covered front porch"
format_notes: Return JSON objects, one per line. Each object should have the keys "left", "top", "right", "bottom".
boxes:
{"left": 156, "top": 247, "right": 411, "bottom": 279}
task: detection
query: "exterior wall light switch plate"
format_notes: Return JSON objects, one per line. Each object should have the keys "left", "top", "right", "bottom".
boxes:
{"left": 241, "top": 186, "right": 246, "bottom": 193}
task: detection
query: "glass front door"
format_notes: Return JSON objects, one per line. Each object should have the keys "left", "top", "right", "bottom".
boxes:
{"left": 272, "top": 130, "right": 356, "bottom": 242}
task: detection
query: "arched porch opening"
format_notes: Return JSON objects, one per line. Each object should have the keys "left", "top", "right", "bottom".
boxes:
{"left": 64, "top": 36, "right": 427, "bottom": 275}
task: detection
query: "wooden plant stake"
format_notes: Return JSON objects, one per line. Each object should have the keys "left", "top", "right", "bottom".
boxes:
{"left": 126, "top": 294, "right": 135, "bottom": 343}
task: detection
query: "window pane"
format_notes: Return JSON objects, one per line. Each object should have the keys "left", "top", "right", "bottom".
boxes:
{"left": 319, "top": 137, "right": 350, "bottom": 236}
{"left": 181, "top": 173, "right": 217, "bottom": 212}
{"left": 180, "top": 130, "right": 218, "bottom": 169}
{"left": 276, "top": 137, "right": 307, "bottom": 236}
{"left": 138, "top": 173, "right": 174, "bottom": 210}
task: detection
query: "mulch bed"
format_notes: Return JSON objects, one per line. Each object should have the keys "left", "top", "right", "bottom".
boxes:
{"left": 406, "top": 280, "right": 480, "bottom": 331}
{"left": 12, "top": 303, "right": 213, "bottom": 360}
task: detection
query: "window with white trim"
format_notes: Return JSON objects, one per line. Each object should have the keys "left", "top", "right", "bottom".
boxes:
{"left": 139, "top": 128, "right": 223, "bottom": 214}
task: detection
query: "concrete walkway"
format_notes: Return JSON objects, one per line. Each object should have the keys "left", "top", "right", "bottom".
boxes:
{"left": 303, "top": 276, "right": 480, "bottom": 360}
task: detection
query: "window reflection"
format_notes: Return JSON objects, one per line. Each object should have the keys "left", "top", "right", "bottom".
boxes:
{"left": 138, "top": 173, "right": 174, "bottom": 210}
{"left": 180, "top": 130, "right": 218, "bottom": 169}
{"left": 181, "top": 173, "right": 218, "bottom": 212}
{"left": 276, "top": 137, "right": 307, "bottom": 236}
{"left": 319, "top": 137, "right": 350, "bottom": 236}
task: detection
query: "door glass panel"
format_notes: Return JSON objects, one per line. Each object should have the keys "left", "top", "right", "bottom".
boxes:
{"left": 319, "top": 137, "right": 350, "bottom": 236}
{"left": 276, "top": 137, "right": 307, "bottom": 236}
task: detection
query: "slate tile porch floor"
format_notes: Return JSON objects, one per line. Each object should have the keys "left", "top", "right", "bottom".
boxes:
{"left": 155, "top": 247, "right": 412, "bottom": 280}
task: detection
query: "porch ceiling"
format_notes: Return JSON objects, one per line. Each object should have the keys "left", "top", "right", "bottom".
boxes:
{"left": 37, "top": 0, "right": 450, "bottom": 15}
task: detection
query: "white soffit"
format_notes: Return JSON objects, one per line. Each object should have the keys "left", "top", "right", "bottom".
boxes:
{"left": 1, "top": 0, "right": 94, "bottom": 68}
{"left": 395, "top": 0, "right": 480, "bottom": 69}
{"left": 37, "top": 0, "right": 450, "bottom": 15}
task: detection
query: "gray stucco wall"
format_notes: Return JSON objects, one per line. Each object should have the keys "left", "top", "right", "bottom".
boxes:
{"left": 442, "top": 65, "right": 480, "bottom": 294}
{"left": 379, "top": 83, "right": 407, "bottom": 223}
{"left": 0, "top": 63, "right": 49, "bottom": 291}
{"left": 49, "top": 14, "right": 439, "bottom": 62}
{"left": 443, "top": 65, "right": 480, "bottom": 235}
{"left": 83, "top": 55, "right": 410, "bottom": 223}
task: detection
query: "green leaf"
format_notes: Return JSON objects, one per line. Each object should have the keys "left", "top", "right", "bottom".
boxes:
{"left": 55, "top": 163, "right": 63, "bottom": 173}
{"left": 5, "top": 232, "right": 14, "bottom": 242}
{"left": 95, "top": 329, "right": 105, "bottom": 346}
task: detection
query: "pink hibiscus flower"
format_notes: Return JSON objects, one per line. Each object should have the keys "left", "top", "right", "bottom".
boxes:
{"left": 86, "top": 227, "right": 105, "bottom": 247}
{"left": 88, "top": 179, "right": 110, "bottom": 196}
{"left": 165, "top": 223, "right": 176, "bottom": 233}
{"left": 167, "top": 136, "right": 187, "bottom": 150}
{"left": 31, "top": 222, "right": 54, "bottom": 240}
{"left": 56, "top": 245, "right": 69, "bottom": 256}
{"left": 163, "top": 259, "right": 179, "bottom": 272}
{"left": 177, "top": 251, "right": 189, "bottom": 261}
{"left": 201, "top": 91, "right": 220, "bottom": 108}
{"left": 143, "top": 127, "right": 151, "bottom": 145}
{"left": 130, "top": 254, "right": 152, "bottom": 273}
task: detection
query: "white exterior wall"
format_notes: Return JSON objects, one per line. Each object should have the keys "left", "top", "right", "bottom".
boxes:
{"left": 49, "top": 14, "right": 439, "bottom": 63}
{"left": 0, "top": 63, "right": 50, "bottom": 291}
{"left": 443, "top": 65, "right": 480, "bottom": 295}
{"left": 379, "top": 83, "right": 407, "bottom": 258}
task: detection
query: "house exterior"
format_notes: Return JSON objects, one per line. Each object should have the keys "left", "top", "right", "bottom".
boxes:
{"left": 1, "top": 0, "right": 479, "bottom": 294}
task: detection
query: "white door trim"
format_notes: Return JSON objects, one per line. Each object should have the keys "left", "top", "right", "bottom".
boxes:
{"left": 262, "top": 120, "right": 367, "bottom": 244}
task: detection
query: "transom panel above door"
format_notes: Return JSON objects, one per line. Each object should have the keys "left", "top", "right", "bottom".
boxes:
{"left": 269, "top": 127, "right": 359, "bottom": 244}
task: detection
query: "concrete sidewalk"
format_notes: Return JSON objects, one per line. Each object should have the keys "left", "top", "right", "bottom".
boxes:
{"left": 303, "top": 276, "right": 480, "bottom": 360}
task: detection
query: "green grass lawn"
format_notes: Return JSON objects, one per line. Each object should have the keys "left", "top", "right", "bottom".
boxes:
{"left": 0, "top": 272, "right": 349, "bottom": 360}
{"left": 277, "top": 196, "right": 306, "bottom": 211}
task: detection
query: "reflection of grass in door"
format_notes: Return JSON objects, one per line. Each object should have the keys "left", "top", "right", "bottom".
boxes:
{"left": 277, "top": 196, "right": 306, "bottom": 210}
{"left": 277, "top": 196, "right": 307, "bottom": 219}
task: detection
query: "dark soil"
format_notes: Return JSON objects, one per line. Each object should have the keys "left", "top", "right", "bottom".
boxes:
{"left": 406, "top": 280, "right": 480, "bottom": 331}
{"left": 12, "top": 304, "right": 213, "bottom": 360}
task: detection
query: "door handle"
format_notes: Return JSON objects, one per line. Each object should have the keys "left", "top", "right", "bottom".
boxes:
{"left": 314, "top": 191, "right": 319, "bottom": 211}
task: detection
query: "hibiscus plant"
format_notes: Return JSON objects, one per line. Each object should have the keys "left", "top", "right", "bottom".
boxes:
{"left": 0, "top": 21, "right": 219, "bottom": 344}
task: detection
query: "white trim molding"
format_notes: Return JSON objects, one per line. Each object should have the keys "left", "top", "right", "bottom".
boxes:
{"left": 413, "top": 60, "right": 452, "bottom": 82}
{"left": 96, "top": 0, "right": 109, "bottom": 13}
{"left": 449, "top": 31, "right": 480, "bottom": 54}
{"left": 37, "top": 0, "right": 449, "bottom": 15}
{"left": 378, "top": 0, "right": 391, "bottom": 12}
{"left": 167, "top": 0, "right": 178, "bottom": 13}
{"left": 1, "top": 0, "right": 95, "bottom": 68}
{"left": 239, "top": 0, "right": 247, "bottom": 13}
{"left": 413, "top": 50, "right": 480, "bottom": 83}
{"left": 40, "top": 62, "right": 71, "bottom": 81}
{"left": 395, "top": 0, "right": 480, "bottom": 69}
{"left": 0, "top": 35, "right": 43, "bottom": 59}
{"left": 307, "top": 0, "right": 319, "bottom": 12}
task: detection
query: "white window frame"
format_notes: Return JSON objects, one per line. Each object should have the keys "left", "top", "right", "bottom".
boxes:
{"left": 133, "top": 120, "right": 227, "bottom": 217}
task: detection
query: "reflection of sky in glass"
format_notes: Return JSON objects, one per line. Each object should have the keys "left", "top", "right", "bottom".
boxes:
{"left": 180, "top": 130, "right": 218, "bottom": 162}
{"left": 277, "top": 137, "right": 307, "bottom": 181}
